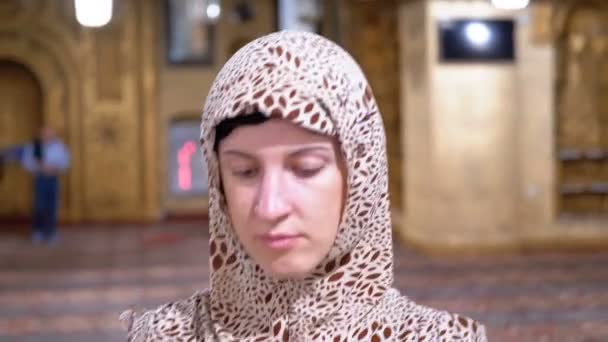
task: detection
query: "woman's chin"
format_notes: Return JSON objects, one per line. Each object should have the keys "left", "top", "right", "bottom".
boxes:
{"left": 264, "top": 259, "right": 314, "bottom": 280}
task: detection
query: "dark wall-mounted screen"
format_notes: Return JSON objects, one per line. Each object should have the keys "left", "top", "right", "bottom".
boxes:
{"left": 438, "top": 19, "right": 515, "bottom": 62}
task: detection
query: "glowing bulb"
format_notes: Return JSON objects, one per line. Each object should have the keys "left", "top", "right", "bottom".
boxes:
{"left": 206, "top": 3, "right": 221, "bottom": 20}
{"left": 74, "top": 0, "right": 113, "bottom": 27}
{"left": 491, "top": 0, "right": 530, "bottom": 10}
{"left": 464, "top": 22, "right": 491, "bottom": 47}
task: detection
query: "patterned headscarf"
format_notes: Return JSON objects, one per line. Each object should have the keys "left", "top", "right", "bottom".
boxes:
{"left": 123, "top": 31, "right": 487, "bottom": 341}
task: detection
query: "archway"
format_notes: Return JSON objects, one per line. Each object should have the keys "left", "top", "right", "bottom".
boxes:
{"left": 0, "top": 60, "right": 43, "bottom": 220}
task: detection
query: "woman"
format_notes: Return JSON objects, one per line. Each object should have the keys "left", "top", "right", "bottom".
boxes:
{"left": 122, "top": 31, "right": 487, "bottom": 341}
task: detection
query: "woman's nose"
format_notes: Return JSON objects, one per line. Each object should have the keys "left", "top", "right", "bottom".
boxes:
{"left": 254, "top": 170, "right": 291, "bottom": 222}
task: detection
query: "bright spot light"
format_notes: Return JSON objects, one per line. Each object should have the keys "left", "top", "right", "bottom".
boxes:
{"left": 464, "top": 22, "right": 491, "bottom": 48}
{"left": 74, "top": 0, "right": 113, "bottom": 27}
{"left": 491, "top": 0, "right": 530, "bottom": 10}
{"left": 206, "top": 3, "right": 221, "bottom": 20}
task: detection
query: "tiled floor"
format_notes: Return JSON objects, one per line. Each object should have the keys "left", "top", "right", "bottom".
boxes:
{"left": 0, "top": 223, "right": 607, "bottom": 341}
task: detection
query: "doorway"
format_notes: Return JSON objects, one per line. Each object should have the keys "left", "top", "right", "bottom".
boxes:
{"left": 0, "top": 60, "right": 43, "bottom": 221}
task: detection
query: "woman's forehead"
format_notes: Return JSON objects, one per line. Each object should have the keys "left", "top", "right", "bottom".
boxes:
{"left": 220, "top": 119, "right": 335, "bottom": 148}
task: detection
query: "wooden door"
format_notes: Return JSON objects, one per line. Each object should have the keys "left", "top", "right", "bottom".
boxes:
{"left": 0, "top": 60, "right": 43, "bottom": 220}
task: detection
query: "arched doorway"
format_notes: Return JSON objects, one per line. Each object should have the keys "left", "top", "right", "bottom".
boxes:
{"left": 0, "top": 60, "right": 43, "bottom": 220}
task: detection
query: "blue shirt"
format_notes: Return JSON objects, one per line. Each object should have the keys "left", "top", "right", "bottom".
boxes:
{"left": 21, "top": 139, "right": 70, "bottom": 174}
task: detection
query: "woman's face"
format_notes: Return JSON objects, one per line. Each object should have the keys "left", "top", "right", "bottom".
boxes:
{"left": 218, "top": 119, "right": 346, "bottom": 279}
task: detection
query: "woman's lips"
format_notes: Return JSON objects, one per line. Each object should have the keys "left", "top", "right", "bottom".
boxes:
{"left": 259, "top": 233, "right": 303, "bottom": 250}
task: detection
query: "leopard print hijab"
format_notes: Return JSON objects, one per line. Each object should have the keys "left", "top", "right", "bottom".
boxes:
{"left": 122, "top": 31, "right": 487, "bottom": 341}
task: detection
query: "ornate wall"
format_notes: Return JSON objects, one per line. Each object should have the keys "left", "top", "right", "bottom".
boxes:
{"left": 339, "top": 0, "right": 404, "bottom": 216}
{"left": 554, "top": 0, "right": 608, "bottom": 216}
{"left": 398, "top": 0, "right": 608, "bottom": 253}
{"left": 0, "top": 0, "right": 161, "bottom": 222}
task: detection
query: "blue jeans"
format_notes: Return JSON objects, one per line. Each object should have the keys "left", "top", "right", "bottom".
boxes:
{"left": 33, "top": 175, "right": 59, "bottom": 240}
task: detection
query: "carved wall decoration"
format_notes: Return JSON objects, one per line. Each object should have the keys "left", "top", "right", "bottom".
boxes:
{"left": 555, "top": 1, "right": 608, "bottom": 217}
{"left": 402, "top": 3, "right": 426, "bottom": 94}
{"left": 95, "top": 116, "right": 122, "bottom": 146}
{"left": 0, "top": 9, "right": 78, "bottom": 220}
{"left": 530, "top": 1, "right": 553, "bottom": 45}
{"left": 340, "top": 0, "right": 403, "bottom": 211}
{"left": 93, "top": 24, "right": 124, "bottom": 101}
{"left": 0, "top": 0, "right": 161, "bottom": 222}
{"left": 0, "top": 0, "right": 42, "bottom": 25}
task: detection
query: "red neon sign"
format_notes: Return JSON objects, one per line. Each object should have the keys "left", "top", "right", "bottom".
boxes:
{"left": 177, "top": 140, "right": 197, "bottom": 191}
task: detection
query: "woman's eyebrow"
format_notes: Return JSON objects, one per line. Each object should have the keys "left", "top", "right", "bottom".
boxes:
{"left": 289, "top": 145, "right": 333, "bottom": 157}
{"left": 221, "top": 150, "right": 255, "bottom": 159}
{"left": 222, "top": 145, "right": 332, "bottom": 158}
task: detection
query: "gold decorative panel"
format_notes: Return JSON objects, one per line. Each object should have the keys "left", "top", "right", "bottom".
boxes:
{"left": 394, "top": 0, "right": 608, "bottom": 253}
{"left": 340, "top": 0, "right": 403, "bottom": 212}
{"left": 0, "top": 0, "right": 161, "bottom": 222}
{"left": 555, "top": 1, "right": 608, "bottom": 217}
{"left": 94, "top": 25, "right": 123, "bottom": 101}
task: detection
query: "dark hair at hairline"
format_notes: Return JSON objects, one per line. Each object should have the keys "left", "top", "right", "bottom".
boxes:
{"left": 213, "top": 112, "right": 269, "bottom": 154}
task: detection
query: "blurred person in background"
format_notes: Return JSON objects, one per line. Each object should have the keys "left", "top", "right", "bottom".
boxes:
{"left": 21, "top": 126, "right": 70, "bottom": 244}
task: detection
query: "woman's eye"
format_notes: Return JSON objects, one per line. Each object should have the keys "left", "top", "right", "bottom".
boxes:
{"left": 232, "top": 168, "right": 258, "bottom": 179}
{"left": 292, "top": 165, "right": 323, "bottom": 178}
